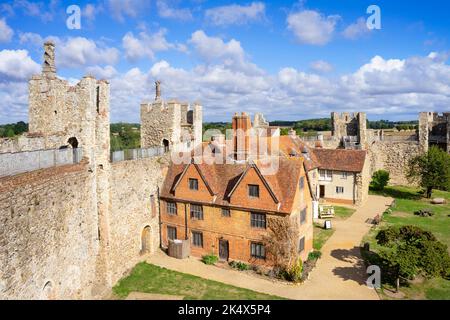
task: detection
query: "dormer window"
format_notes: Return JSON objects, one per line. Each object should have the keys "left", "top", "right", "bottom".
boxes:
{"left": 189, "top": 178, "right": 199, "bottom": 191}
{"left": 248, "top": 184, "right": 260, "bottom": 198}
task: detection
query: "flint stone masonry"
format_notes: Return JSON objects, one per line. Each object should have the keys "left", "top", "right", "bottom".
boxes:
{"left": 108, "top": 156, "right": 169, "bottom": 284}
{"left": 0, "top": 163, "right": 100, "bottom": 299}
{"left": 368, "top": 141, "right": 421, "bottom": 185}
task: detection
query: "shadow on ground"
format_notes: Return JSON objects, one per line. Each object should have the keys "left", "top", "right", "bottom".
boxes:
{"left": 330, "top": 247, "right": 367, "bottom": 285}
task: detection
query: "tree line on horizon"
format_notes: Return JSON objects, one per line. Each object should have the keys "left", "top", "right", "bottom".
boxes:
{"left": 0, "top": 119, "right": 420, "bottom": 146}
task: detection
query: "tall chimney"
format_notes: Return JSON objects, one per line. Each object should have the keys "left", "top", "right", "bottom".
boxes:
{"left": 232, "top": 112, "right": 252, "bottom": 161}
{"left": 42, "top": 41, "right": 56, "bottom": 77}
{"left": 155, "top": 80, "right": 161, "bottom": 101}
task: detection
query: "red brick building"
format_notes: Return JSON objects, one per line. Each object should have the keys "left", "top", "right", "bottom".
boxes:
{"left": 159, "top": 113, "right": 314, "bottom": 265}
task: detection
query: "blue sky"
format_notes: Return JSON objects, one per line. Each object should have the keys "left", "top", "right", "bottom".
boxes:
{"left": 0, "top": 0, "right": 449, "bottom": 124}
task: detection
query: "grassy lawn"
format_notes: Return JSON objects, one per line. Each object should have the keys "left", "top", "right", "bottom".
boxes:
{"left": 113, "top": 262, "right": 284, "bottom": 300}
{"left": 313, "top": 223, "right": 335, "bottom": 251}
{"left": 364, "top": 186, "right": 450, "bottom": 300}
{"left": 333, "top": 206, "right": 356, "bottom": 220}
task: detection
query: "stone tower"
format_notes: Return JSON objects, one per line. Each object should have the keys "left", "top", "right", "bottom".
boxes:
{"left": 419, "top": 112, "right": 450, "bottom": 153}
{"left": 28, "top": 42, "right": 113, "bottom": 293}
{"left": 331, "top": 112, "right": 367, "bottom": 149}
{"left": 140, "top": 81, "right": 203, "bottom": 152}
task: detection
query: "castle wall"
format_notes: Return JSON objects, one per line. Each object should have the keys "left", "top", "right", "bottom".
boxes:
{"left": 0, "top": 163, "right": 100, "bottom": 300}
{"left": 107, "top": 157, "right": 169, "bottom": 284}
{"left": 368, "top": 141, "right": 421, "bottom": 185}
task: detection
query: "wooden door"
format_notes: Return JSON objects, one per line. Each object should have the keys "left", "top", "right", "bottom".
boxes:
{"left": 219, "top": 240, "right": 229, "bottom": 261}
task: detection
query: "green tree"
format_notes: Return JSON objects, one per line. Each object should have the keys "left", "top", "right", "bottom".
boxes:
{"left": 280, "top": 128, "right": 290, "bottom": 136}
{"left": 407, "top": 146, "right": 450, "bottom": 198}
{"left": 376, "top": 226, "right": 450, "bottom": 291}
{"left": 370, "top": 170, "right": 390, "bottom": 191}
{"left": 5, "top": 128, "right": 15, "bottom": 137}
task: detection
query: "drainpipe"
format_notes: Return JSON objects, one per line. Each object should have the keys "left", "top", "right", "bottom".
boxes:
{"left": 184, "top": 203, "right": 188, "bottom": 240}
{"left": 157, "top": 186, "right": 162, "bottom": 250}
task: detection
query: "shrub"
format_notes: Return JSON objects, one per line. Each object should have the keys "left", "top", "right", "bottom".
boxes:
{"left": 418, "top": 240, "right": 450, "bottom": 279}
{"left": 370, "top": 170, "right": 390, "bottom": 191}
{"left": 229, "top": 261, "right": 250, "bottom": 271}
{"left": 375, "top": 225, "right": 450, "bottom": 284}
{"left": 376, "top": 227, "right": 400, "bottom": 246}
{"left": 308, "top": 251, "right": 322, "bottom": 261}
{"left": 414, "top": 209, "right": 434, "bottom": 217}
{"left": 201, "top": 254, "right": 218, "bottom": 265}
{"left": 398, "top": 225, "right": 436, "bottom": 244}
{"left": 281, "top": 258, "right": 303, "bottom": 282}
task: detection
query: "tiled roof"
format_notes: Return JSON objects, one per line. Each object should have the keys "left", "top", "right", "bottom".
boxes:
{"left": 278, "top": 135, "right": 320, "bottom": 171}
{"left": 160, "top": 157, "right": 304, "bottom": 214}
{"left": 312, "top": 148, "right": 367, "bottom": 172}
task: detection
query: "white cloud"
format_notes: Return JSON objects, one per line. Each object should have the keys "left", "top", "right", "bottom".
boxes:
{"left": 83, "top": 3, "right": 103, "bottom": 22}
{"left": 0, "top": 49, "right": 40, "bottom": 81}
{"left": 156, "top": 0, "right": 192, "bottom": 21}
{"left": 19, "top": 33, "right": 120, "bottom": 69}
{"left": 85, "top": 65, "right": 118, "bottom": 79}
{"left": 51, "top": 37, "right": 120, "bottom": 69}
{"left": 122, "top": 29, "right": 179, "bottom": 61}
{"left": 310, "top": 60, "right": 333, "bottom": 73}
{"left": 19, "top": 32, "right": 43, "bottom": 46}
{"left": 2, "top": 30, "right": 450, "bottom": 125}
{"left": 0, "top": 18, "right": 14, "bottom": 43}
{"left": 205, "top": 2, "right": 265, "bottom": 26}
{"left": 343, "top": 17, "right": 371, "bottom": 40}
{"left": 287, "top": 10, "right": 340, "bottom": 45}
{"left": 189, "top": 30, "right": 262, "bottom": 75}
{"left": 106, "top": 0, "right": 150, "bottom": 22}
{"left": 11, "top": 0, "right": 54, "bottom": 22}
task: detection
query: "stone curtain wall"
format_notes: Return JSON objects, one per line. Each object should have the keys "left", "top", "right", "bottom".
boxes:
{"left": 108, "top": 156, "right": 169, "bottom": 284}
{"left": 0, "top": 163, "right": 100, "bottom": 300}
{"left": 368, "top": 141, "right": 422, "bottom": 185}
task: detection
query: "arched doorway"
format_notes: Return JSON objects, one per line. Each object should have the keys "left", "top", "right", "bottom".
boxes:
{"left": 162, "top": 139, "right": 169, "bottom": 152}
{"left": 141, "top": 226, "right": 152, "bottom": 254}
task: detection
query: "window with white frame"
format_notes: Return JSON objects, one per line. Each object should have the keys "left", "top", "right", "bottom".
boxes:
{"left": 167, "top": 202, "right": 177, "bottom": 215}
{"left": 190, "top": 204, "right": 203, "bottom": 220}
{"left": 251, "top": 242, "right": 266, "bottom": 259}
{"left": 336, "top": 186, "right": 344, "bottom": 194}
{"left": 251, "top": 213, "right": 266, "bottom": 229}
{"left": 341, "top": 172, "right": 348, "bottom": 179}
{"left": 192, "top": 231, "right": 203, "bottom": 247}
{"left": 319, "top": 169, "right": 332, "bottom": 181}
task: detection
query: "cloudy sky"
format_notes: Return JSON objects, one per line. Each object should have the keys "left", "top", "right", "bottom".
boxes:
{"left": 0, "top": 0, "right": 449, "bottom": 124}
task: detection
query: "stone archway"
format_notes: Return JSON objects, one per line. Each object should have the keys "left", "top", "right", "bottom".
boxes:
{"left": 141, "top": 226, "right": 153, "bottom": 254}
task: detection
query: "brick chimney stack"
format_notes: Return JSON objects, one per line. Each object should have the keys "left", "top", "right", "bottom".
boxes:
{"left": 232, "top": 112, "right": 252, "bottom": 161}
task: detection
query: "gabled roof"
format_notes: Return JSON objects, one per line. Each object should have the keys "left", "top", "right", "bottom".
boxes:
{"left": 313, "top": 148, "right": 367, "bottom": 172}
{"left": 227, "top": 163, "right": 279, "bottom": 204}
{"left": 160, "top": 157, "right": 305, "bottom": 214}
{"left": 171, "top": 161, "right": 215, "bottom": 196}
